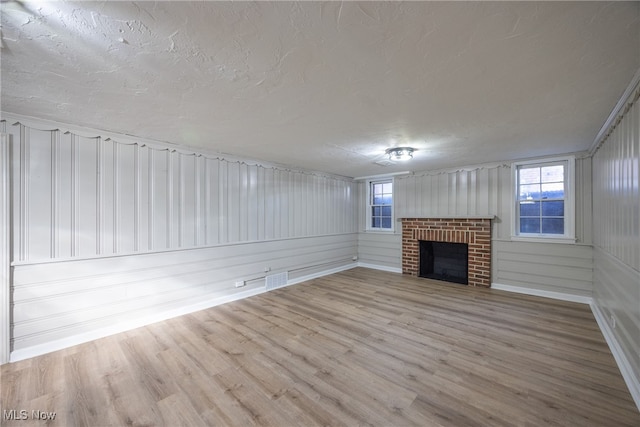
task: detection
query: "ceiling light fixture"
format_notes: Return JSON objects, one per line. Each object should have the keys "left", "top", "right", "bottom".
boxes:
{"left": 386, "top": 147, "right": 414, "bottom": 161}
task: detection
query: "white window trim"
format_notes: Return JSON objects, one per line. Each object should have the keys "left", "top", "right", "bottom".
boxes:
{"left": 511, "top": 155, "right": 576, "bottom": 243}
{"left": 366, "top": 178, "right": 395, "bottom": 233}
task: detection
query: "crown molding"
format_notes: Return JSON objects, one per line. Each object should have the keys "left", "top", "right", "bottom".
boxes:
{"left": 590, "top": 68, "right": 640, "bottom": 155}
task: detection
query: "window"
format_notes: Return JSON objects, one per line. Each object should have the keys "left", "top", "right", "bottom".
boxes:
{"left": 512, "top": 156, "right": 575, "bottom": 241}
{"left": 367, "top": 179, "right": 393, "bottom": 231}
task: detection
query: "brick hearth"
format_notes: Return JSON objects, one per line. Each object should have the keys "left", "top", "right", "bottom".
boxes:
{"left": 401, "top": 218, "right": 492, "bottom": 287}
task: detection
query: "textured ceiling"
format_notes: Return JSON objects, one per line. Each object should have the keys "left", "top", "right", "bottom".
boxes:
{"left": 1, "top": 1, "right": 639, "bottom": 178}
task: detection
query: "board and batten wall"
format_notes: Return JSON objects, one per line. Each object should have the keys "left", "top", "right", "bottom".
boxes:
{"left": 0, "top": 114, "right": 358, "bottom": 362}
{"left": 591, "top": 81, "right": 640, "bottom": 405}
{"left": 357, "top": 157, "right": 594, "bottom": 297}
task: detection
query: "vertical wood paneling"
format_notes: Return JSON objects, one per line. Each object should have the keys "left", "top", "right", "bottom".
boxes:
{"left": 2, "top": 116, "right": 363, "bottom": 362}
{"left": 71, "top": 133, "right": 79, "bottom": 257}
{"left": 108, "top": 140, "right": 118, "bottom": 253}
{"left": 395, "top": 165, "right": 508, "bottom": 221}
{"left": 275, "top": 170, "right": 285, "bottom": 239}
{"left": 152, "top": 149, "right": 169, "bottom": 250}
{"left": 1, "top": 133, "right": 10, "bottom": 364}
{"left": 18, "top": 125, "right": 29, "bottom": 261}
{"left": 226, "top": 161, "right": 239, "bottom": 243}
{"left": 179, "top": 153, "right": 197, "bottom": 247}
{"left": 265, "top": 167, "right": 275, "bottom": 240}
{"left": 99, "top": 139, "right": 115, "bottom": 254}
{"left": 218, "top": 160, "right": 228, "bottom": 243}
{"left": 206, "top": 158, "right": 220, "bottom": 245}
{"left": 137, "top": 145, "right": 149, "bottom": 252}
{"left": 4, "top": 118, "right": 358, "bottom": 263}
{"left": 27, "top": 128, "right": 53, "bottom": 260}
{"left": 593, "top": 98, "right": 639, "bottom": 269}
{"left": 238, "top": 163, "right": 249, "bottom": 242}
{"left": 257, "top": 166, "right": 266, "bottom": 240}
{"left": 497, "top": 165, "right": 513, "bottom": 239}
{"left": 75, "top": 136, "right": 98, "bottom": 257}
{"left": 50, "top": 130, "right": 59, "bottom": 258}
{"left": 286, "top": 170, "right": 295, "bottom": 237}
{"left": 195, "top": 155, "right": 205, "bottom": 247}
{"left": 297, "top": 172, "right": 304, "bottom": 234}
{"left": 476, "top": 168, "right": 488, "bottom": 214}
{"left": 248, "top": 165, "right": 258, "bottom": 241}
{"left": 55, "top": 132, "right": 72, "bottom": 258}
{"left": 592, "top": 86, "right": 640, "bottom": 393}
{"left": 115, "top": 142, "right": 136, "bottom": 253}
{"left": 147, "top": 147, "right": 154, "bottom": 250}
{"left": 575, "top": 156, "right": 593, "bottom": 244}
{"left": 169, "top": 150, "right": 178, "bottom": 248}
{"left": 311, "top": 175, "right": 319, "bottom": 236}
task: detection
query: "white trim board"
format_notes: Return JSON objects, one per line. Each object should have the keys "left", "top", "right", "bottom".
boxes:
{"left": 0, "top": 134, "right": 10, "bottom": 365}
{"left": 491, "top": 283, "right": 593, "bottom": 305}
{"left": 357, "top": 262, "right": 403, "bottom": 274}
{"left": 288, "top": 262, "right": 358, "bottom": 286}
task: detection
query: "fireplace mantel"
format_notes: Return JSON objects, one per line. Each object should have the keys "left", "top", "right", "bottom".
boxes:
{"left": 399, "top": 215, "right": 496, "bottom": 220}
{"left": 401, "top": 217, "right": 492, "bottom": 287}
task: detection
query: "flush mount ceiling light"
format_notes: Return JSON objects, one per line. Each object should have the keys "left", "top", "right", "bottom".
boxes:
{"left": 386, "top": 147, "right": 414, "bottom": 161}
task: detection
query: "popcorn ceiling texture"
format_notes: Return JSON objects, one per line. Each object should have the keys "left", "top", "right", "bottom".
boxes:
{"left": 1, "top": 1, "right": 638, "bottom": 177}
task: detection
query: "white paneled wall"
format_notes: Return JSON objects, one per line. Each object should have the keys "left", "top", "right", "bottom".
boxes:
{"left": 10, "top": 234, "right": 357, "bottom": 357}
{"left": 494, "top": 240, "right": 593, "bottom": 296}
{"left": 1, "top": 115, "right": 358, "bottom": 360}
{"left": 591, "top": 85, "right": 640, "bottom": 401}
{"left": 1, "top": 134, "right": 10, "bottom": 364}
{"left": 3, "top": 119, "right": 356, "bottom": 262}
{"left": 359, "top": 160, "right": 594, "bottom": 296}
{"left": 592, "top": 97, "right": 640, "bottom": 269}
{"left": 357, "top": 231, "right": 402, "bottom": 271}
{"left": 394, "top": 165, "right": 511, "bottom": 238}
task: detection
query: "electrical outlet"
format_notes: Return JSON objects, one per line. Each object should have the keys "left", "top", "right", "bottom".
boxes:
{"left": 264, "top": 266, "right": 271, "bottom": 273}
{"left": 352, "top": 256, "right": 358, "bottom": 261}
{"left": 611, "top": 314, "right": 616, "bottom": 329}
{"left": 235, "top": 280, "right": 245, "bottom": 288}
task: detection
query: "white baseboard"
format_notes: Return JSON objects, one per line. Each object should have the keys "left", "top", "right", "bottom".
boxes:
{"left": 287, "top": 262, "right": 358, "bottom": 287}
{"left": 491, "top": 282, "right": 593, "bottom": 305}
{"left": 356, "top": 262, "right": 402, "bottom": 274}
{"left": 590, "top": 302, "right": 640, "bottom": 411}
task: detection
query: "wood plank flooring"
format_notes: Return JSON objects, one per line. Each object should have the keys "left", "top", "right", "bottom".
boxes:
{"left": 1, "top": 267, "right": 639, "bottom": 426}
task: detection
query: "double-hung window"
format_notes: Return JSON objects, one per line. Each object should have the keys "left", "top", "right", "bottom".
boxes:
{"left": 512, "top": 156, "right": 575, "bottom": 241}
{"left": 367, "top": 179, "right": 393, "bottom": 231}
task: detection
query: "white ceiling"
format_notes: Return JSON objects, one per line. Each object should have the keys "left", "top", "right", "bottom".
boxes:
{"left": 1, "top": 1, "right": 639, "bottom": 178}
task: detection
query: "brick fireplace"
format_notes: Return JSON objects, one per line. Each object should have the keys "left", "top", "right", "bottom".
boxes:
{"left": 401, "top": 217, "right": 493, "bottom": 287}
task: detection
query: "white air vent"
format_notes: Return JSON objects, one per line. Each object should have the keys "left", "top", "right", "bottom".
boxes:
{"left": 265, "top": 272, "right": 288, "bottom": 291}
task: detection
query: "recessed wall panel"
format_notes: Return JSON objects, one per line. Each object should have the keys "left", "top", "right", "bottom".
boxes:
{"left": 150, "top": 148, "right": 169, "bottom": 250}
{"left": 26, "top": 128, "right": 53, "bottom": 260}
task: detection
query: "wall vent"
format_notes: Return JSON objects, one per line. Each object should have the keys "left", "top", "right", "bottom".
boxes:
{"left": 265, "top": 272, "right": 289, "bottom": 291}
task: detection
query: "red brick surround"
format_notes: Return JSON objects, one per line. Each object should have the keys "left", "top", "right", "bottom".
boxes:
{"left": 401, "top": 218, "right": 492, "bottom": 287}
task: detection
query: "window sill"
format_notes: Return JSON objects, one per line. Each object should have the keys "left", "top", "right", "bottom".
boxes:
{"left": 364, "top": 229, "right": 396, "bottom": 234}
{"left": 510, "top": 235, "right": 577, "bottom": 244}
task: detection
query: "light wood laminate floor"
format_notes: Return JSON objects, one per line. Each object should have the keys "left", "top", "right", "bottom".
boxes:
{"left": 1, "top": 267, "right": 639, "bottom": 426}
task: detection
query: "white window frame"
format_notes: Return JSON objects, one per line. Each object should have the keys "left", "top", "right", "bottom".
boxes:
{"left": 511, "top": 155, "right": 576, "bottom": 243}
{"left": 366, "top": 178, "right": 394, "bottom": 232}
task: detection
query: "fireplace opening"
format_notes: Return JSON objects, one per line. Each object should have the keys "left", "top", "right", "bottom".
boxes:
{"left": 419, "top": 241, "right": 468, "bottom": 285}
